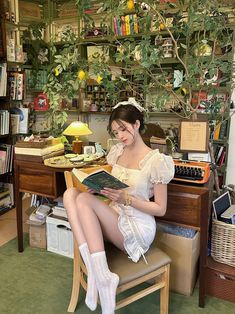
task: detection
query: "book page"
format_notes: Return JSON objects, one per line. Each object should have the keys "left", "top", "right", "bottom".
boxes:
{"left": 180, "top": 121, "right": 208, "bottom": 152}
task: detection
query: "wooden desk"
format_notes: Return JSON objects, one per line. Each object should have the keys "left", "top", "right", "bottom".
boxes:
{"left": 14, "top": 159, "right": 66, "bottom": 252}
{"left": 14, "top": 159, "right": 210, "bottom": 306}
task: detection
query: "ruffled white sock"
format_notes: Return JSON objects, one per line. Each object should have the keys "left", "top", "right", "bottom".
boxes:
{"left": 79, "top": 243, "right": 98, "bottom": 311}
{"left": 91, "top": 251, "right": 119, "bottom": 314}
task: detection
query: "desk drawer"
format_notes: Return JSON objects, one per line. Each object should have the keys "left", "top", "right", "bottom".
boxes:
{"left": 163, "top": 183, "right": 209, "bottom": 228}
{"left": 18, "top": 166, "right": 57, "bottom": 197}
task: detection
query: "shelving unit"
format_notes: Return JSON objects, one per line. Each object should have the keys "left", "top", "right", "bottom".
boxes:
{"left": 0, "top": 10, "right": 17, "bottom": 212}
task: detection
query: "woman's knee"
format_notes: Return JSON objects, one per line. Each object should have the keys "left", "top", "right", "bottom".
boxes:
{"left": 63, "top": 188, "right": 79, "bottom": 207}
{"left": 75, "top": 192, "right": 92, "bottom": 207}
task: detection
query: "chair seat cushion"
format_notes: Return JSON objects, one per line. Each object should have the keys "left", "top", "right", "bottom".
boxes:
{"left": 106, "top": 242, "right": 171, "bottom": 285}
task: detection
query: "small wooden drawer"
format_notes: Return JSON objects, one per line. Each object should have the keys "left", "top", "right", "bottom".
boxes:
{"left": 162, "top": 183, "right": 209, "bottom": 228}
{"left": 16, "top": 162, "right": 65, "bottom": 198}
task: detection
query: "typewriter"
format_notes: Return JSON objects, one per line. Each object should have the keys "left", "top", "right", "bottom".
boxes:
{"left": 173, "top": 160, "right": 210, "bottom": 184}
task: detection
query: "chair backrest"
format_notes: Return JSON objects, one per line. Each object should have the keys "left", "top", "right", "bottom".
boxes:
{"left": 141, "top": 123, "right": 166, "bottom": 147}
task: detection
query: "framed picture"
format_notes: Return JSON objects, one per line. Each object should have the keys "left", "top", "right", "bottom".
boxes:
{"left": 34, "top": 93, "right": 49, "bottom": 111}
{"left": 179, "top": 121, "right": 209, "bottom": 153}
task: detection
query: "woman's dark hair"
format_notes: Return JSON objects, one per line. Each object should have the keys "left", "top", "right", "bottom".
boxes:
{"left": 107, "top": 104, "right": 145, "bottom": 135}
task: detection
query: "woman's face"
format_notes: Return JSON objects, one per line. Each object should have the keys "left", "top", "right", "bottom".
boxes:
{"left": 111, "top": 119, "right": 139, "bottom": 145}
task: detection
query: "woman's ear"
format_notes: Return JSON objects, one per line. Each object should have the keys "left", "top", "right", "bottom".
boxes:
{"left": 134, "top": 120, "right": 140, "bottom": 130}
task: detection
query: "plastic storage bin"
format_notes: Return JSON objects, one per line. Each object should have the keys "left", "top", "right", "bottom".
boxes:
{"left": 46, "top": 214, "right": 74, "bottom": 258}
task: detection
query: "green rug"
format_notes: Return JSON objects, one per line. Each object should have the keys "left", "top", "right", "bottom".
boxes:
{"left": 0, "top": 235, "right": 234, "bottom": 314}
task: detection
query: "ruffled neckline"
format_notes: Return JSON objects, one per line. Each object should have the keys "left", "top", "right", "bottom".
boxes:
{"left": 115, "top": 143, "right": 160, "bottom": 170}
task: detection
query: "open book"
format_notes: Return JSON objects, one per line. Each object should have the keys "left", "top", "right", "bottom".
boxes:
{"left": 72, "top": 168, "right": 129, "bottom": 192}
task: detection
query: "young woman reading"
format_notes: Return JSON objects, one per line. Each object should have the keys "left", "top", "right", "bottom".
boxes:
{"left": 63, "top": 99, "right": 174, "bottom": 313}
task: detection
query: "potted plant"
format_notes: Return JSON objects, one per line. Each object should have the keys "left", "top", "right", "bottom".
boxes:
{"left": 74, "top": 0, "right": 235, "bottom": 194}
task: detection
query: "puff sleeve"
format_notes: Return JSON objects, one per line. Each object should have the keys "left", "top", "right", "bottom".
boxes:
{"left": 149, "top": 152, "right": 175, "bottom": 184}
{"left": 106, "top": 143, "right": 124, "bottom": 166}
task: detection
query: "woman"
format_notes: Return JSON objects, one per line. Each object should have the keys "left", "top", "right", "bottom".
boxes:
{"left": 63, "top": 99, "right": 174, "bottom": 313}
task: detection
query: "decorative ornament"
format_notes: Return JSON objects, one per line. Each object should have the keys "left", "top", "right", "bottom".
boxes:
{"left": 194, "top": 41, "right": 212, "bottom": 57}
{"left": 97, "top": 75, "right": 103, "bottom": 84}
{"left": 78, "top": 70, "right": 86, "bottom": 80}
{"left": 127, "top": 0, "right": 135, "bottom": 11}
{"left": 54, "top": 67, "right": 59, "bottom": 76}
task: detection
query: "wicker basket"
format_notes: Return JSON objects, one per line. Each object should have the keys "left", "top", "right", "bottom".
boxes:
{"left": 211, "top": 219, "right": 235, "bottom": 267}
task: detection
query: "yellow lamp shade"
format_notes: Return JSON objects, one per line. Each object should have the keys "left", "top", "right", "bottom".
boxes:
{"left": 63, "top": 121, "right": 93, "bottom": 154}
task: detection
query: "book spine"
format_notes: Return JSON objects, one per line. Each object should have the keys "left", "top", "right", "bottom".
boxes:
{"left": 129, "top": 14, "right": 134, "bottom": 35}
{"left": 121, "top": 16, "right": 126, "bottom": 36}
{"left": 113, "top": 17, "right": 118, "bottom": 35}
{"left": 116, "top": 17, "right": 122, "bottom": 36}
{"left": 125, "top": 15, "right": 131, "bottom": 35}
{"left": 215, "top": 145, "right": 224, "bottom": 164}
{"left": 133, "top": 13, "right": 139, "bottom": 34}
{"left": 218, "top": 148, "right": 226, "bottom": 167}
{"left": 218, "top": 120, "right": 228, "bottom": 139}
{"left": 213, "top": 123, "right": 221, "bottom": 140}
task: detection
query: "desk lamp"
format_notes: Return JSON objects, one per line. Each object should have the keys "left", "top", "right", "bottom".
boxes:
{"left": 63, "top": 121, "right": 92, "bottom": 154}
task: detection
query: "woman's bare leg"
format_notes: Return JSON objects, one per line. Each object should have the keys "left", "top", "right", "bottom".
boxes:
{"left": 63, "top": 188, "right": 98, "bottom": 310}
{"left": 63, "top": 188, "right": 124, "bottom": 313}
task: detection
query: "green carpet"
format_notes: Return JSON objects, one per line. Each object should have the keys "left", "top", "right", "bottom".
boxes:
{"left": 0, "top": 235, "right": 234, "bottom": 314}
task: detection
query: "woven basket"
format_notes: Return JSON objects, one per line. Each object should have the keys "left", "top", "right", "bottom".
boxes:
{"left": 211, "top": 219, "right": 235, "bottom": 267}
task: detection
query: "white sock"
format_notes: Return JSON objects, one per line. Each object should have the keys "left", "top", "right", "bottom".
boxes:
{"left": 91, "top": 251, "right": 119, "bottom": 314}
{"left": 79, "top": 243, "right": 98, "bottom": 311}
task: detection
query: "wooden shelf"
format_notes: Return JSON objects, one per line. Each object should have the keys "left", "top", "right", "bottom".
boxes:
{"left": 80, "top": 111, "right": 111, "bottom": 115}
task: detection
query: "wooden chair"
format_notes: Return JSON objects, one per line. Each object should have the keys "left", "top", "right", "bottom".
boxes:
{"left": 64, "top": 166, "right": 171, "bottom": 313}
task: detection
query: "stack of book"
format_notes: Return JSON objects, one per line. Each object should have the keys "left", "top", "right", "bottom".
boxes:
{"left": 0, "top": 144, "right": 13, "bottom": 174}
{"left": 14, "top": 137, "right": 64, "bottom": 162}
{"left": 51, "top": 195, "right": 67, "bottom": 219}
{"left": 28, "top": 204, "right": 51, "bottom": 225}
{"left": 0, "top": 182, "right": 13, "bottom": 214}
{"left": 0, "top": 110, "right": 10, "bottom": 135}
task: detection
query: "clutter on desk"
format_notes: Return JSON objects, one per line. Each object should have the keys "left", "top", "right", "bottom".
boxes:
{"left": 44, "top": 142, "right": 106, "bottom": 168}
{"left": 15, "top": 135, "right": 64, "bottom": 162}
{"left": 15, "top": 134, "right": 62, "bottom": 148}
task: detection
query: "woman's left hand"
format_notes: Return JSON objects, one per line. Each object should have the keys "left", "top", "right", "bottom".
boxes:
{"left": 100, "top": 188, "right": 126, "bottom": 204}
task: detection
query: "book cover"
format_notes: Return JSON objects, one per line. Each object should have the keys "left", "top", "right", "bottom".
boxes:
{"left": 218, "top": 120, "right": 228, "bottom": 139}
{"left": 213, "top": 123, "right": 221, "bottom": 140}
{"left": 10, "top": 113, "right": 20, "bottom": 134}
{"left": 72, "top": 168, "right": 129, "bottom": 193}
{"left": 18, "top": 108, "right": 29, "bottom": 134}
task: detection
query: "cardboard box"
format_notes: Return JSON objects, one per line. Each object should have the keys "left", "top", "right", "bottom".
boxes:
{"left": 46, "top": 215, "right": 74, "bottom": 258}
{"left": 29, "top": 223, "right": 46, "bottom": 249}
{"left": 156, "top": 230, "right": 200, "bottom": 296}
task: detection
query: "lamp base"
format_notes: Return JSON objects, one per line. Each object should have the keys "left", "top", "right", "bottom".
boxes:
{"left": 72, "top": 140, "right": 83, "bottom": 154}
